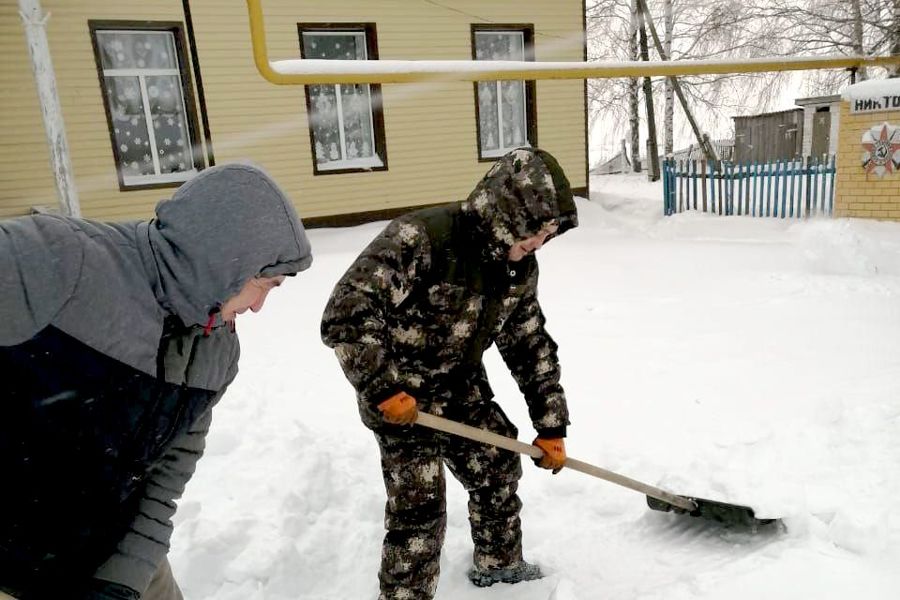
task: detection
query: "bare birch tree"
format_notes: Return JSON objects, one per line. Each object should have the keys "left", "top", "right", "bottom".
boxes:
{"left": 748, "top": 0, "right": 898, "bottom": 93}
{"left": 663, "top": 0, "right": 674, "bottom": 156}
{"left": 586, "top": 0, "right": 640, "bottom": 161}
{"left": 588, "top": 0, "right": 787, "bottom": 158}
{"left": 629, "top": 0, "right": 643, "bottom": 170}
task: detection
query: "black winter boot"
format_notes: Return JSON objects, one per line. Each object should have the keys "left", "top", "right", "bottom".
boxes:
{"left": 467, "top": 561, "right": 544, "bottom": 587}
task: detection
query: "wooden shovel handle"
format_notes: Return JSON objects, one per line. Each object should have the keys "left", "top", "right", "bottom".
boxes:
{"left": 415, "top": 412, "right": 696, "bottom": 512}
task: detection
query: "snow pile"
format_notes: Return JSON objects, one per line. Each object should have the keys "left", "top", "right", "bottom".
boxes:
{"left": 170, "top": 173, "right": 900, "bottom": 599}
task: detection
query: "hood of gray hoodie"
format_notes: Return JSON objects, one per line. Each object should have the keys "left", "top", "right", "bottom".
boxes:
{"left": 136, "top": 163, "right": 313, "bottom": 328}
{"left": 0, "top": 163, "right": 312, "bottom": 381}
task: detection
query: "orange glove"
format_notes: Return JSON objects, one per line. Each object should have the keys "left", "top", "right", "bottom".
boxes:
{"left": 377, "top": 391, "right": 418, "bottom": 425}
{"left": 533, "top": 437, "right": 566, "bottom": 473}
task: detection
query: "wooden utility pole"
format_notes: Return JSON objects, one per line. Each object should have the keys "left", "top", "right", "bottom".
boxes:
{"left": 636, "top": 6, "right": 660, "bottom": 181}
{"left": 635, "top": 0, "right": 718, "bottom": 165}
{"left": 19, "top": 0, "right": 80, "bottom": 216}
{"left": 663, "top": 0, "right": 674, "bottom": 156}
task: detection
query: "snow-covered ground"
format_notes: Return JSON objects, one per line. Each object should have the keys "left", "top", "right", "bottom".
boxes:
{"left": 170, "top": 173, "right": 900, "bottom": 600}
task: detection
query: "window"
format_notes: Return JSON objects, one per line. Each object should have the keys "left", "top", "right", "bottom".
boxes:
{"left": 298, "top": 24, "right": 387, "bottom": 174}
{"left": 472, "top": 26, "right": 537, "bottom": 160}
{"left": 90, "top": 23, "right": 201, "bottom": 189}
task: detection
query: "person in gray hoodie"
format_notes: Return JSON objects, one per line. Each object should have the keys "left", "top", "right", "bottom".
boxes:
{"left": 0, "top": 164, "right": 313, "bottom": 600}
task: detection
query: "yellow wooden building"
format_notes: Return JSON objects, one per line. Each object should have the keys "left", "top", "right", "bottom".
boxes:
{"left": 1, "top": 1, "right": 588, "bottom": 225}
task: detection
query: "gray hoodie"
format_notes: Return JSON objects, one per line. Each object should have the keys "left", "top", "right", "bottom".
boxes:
{"left": 0, "top": 163, "right": 312, "bottom": 595}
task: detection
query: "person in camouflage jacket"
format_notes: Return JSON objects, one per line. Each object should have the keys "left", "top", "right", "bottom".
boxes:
{"left": 321, "top": 148, "right": 578, "bottom": 600}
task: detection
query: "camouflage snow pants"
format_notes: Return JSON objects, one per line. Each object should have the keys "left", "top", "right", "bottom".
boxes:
{"left": 374, "top": 400, "right": 524, "bottom": 600}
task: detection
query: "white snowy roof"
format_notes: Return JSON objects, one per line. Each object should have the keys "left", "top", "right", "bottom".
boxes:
{"left": 841, "top": 78, "right": 900, "bottom": 101}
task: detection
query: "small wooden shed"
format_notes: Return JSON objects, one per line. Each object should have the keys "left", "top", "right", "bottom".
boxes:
{"left": 732, "top": 108, "right": 803, "bottom": 163}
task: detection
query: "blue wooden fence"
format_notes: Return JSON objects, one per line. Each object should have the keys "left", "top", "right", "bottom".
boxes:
{"left": 663, "top": 156, "right": 836, "bottom": 218}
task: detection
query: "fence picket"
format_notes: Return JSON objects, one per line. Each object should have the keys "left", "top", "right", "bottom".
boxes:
{"left": 773, "top": 160, "right": 781, "bottom": 218}
{"left": 804, "top": 156, "right": 812, "bottom": 219}
{"left": 779, "top": 159, "right": 788, "bottom": 219}
{"left": 663, "top": 160, "right": 670, "bottom": 215}
{"left": 827, "top": 155, "right": 836, "bottom": 215}
{"left": 812, "top": 156, "right": 821, "bottom": 216}
{"left": 717, "top": 161, "right": 724, "bottom": 215}
{"left": 744, "top": 161, "right": 751, "bottom": 216}
{"left": 789, "top": 158, "right": 796, "bottom": 218}
{"left": 725, "top": 162, "right": 730, "bottom": 215}
{"left": 691, "top": 159, "right": 698, "bottom": 210}
{"left": 750, "top": 161, "right": 756, "bottom": 216}
{"left": 701, "top": 160, "right": 708, "bottom": 212}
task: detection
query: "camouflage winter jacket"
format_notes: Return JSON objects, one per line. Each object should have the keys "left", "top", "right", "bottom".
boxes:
{"left": 321, "top": 148, "right": 578, "bottom": 438}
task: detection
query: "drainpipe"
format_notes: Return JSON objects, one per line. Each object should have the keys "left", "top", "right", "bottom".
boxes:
{"left": 19, "top": 0, "right": 80, "bottom": 217}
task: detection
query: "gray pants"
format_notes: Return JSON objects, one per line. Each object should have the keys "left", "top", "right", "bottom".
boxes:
{"left": 0, "top": 558, "right": 182, "bottom": 600}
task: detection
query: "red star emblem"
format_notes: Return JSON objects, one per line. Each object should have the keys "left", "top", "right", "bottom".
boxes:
{"left": 861, "top": 123, "right": 900, "bottom": 175}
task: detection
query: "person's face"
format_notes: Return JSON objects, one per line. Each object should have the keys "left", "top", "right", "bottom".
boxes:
{"left": 220, "top": 275, "right": 286, "bottom": 322}
{"left": 507, "top": 222, "right": 559, "bottom": 262}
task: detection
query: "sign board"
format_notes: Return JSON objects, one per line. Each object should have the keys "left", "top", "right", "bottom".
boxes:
{"left": 861, "top": 122, "right": 900, "bottom": 177}
{"left": 850, "top": 94, "right": 900, "bottom": 114}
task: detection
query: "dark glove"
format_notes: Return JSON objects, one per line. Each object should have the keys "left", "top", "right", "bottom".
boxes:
{"left": 532, "top": 437, "right": 566, "bottom": 474}
{"left": 83, "top": 579, "right": 140, "bottom": 600}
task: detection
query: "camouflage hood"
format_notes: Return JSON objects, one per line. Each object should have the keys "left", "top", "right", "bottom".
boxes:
{"left": 460, "top": 148, "right": 578, "bottom": 262}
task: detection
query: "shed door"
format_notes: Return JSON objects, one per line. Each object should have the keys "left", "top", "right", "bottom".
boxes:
{"left": 811, "top": 107, "right": 831, "bottom": 158}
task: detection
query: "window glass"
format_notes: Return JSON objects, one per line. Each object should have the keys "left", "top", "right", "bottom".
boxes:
{"left": 97, "top": 31, "right": 177, "bottom": 71}
{"left": 94, "top": 29, "right": 196, "bottom": 186}
{"left": 303, "top": 34, "right": 366, "bottom": 60}
{"left": 474, "top": 32, "right": 525, "bottom": 61}
{"left": 302, "top": 31, "right": 382, "bottom": 171}
{"left": 104, "top": 76, "right": 153, "bottom": 178}
{"left": 339, "top": 84, "right": 376, "bottom": 160}
{"left": 477, "top": 81, "right": 499, "bottom": 152}
{"left": 500, "top": 80, "right": 526, "bottom": 147}
{"left": 474, "top": 31, "right": 530, "bottom": 158}
{"left": 146, "top": 75, "right": 192, "bottom": 174}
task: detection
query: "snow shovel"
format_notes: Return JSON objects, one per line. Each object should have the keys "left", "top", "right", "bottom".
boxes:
{"left": 415, "top": 412, "right": 776, "bottom": 529}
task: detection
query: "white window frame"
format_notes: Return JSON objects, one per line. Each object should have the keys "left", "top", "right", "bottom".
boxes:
{"left": 96, "top": 29, "right": 197, "bottom": 186}
{"left": 474, "top": 30, "right": 530, "bottom": 159}
{"left": 301, "top": 30, "right": 383, "bottom": 172}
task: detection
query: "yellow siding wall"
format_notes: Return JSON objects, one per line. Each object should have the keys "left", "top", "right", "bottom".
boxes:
{"left": 1, "top": 0, "right": 586, "bottom": 222}
{"left": 834, "top": 102, "right": 900, "bottom": 221}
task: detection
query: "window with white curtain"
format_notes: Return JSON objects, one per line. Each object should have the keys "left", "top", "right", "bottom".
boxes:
{"left": 473, "top": 29, "right": 535, "bottom": 159}
{"left": 92, "top": 27, "right": 199, "bottom": 188}
{"left": 300, "top": 26, "right": 387, "bottom": 173}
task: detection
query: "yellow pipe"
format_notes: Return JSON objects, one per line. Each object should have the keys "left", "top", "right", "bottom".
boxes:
{"left": 246, "top": 0, "right": 899, "bottom": 85}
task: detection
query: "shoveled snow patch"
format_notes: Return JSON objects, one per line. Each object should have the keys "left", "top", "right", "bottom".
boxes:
{"left": 170, "top": 173, "right": 900, "bottom": 599}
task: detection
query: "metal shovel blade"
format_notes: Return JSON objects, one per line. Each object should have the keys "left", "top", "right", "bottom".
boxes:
{"left": 647, "top": 495, "right": 777, "bottom": 528}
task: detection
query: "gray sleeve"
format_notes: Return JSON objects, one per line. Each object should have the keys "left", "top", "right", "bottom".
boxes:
{"left": 0, "top": 215, "right": 83, "bottom": 345}
{"left": 92, "top": 408, "right": 213, "bottom": 594}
